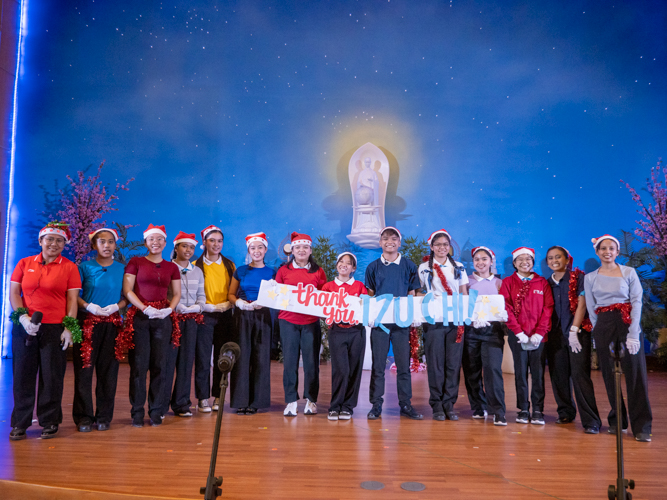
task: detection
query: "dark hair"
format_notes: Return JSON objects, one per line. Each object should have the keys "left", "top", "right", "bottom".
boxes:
{"left": 336, "top": 254, "right": 356, "bottom": 268}
{"left": 546, "top": 246, "right": 568, "bottom": 258}
{"left": 194, "top": 232, "right": 235, "bottom": 283}
{"left": 90, "top": 230, "right": 117, "bottom": 251}
{"left": 282, "top": 254, "right": 321, "bottom": 274}
{"left": 428, "top": 233, "right": 459, "bottom": 278}
{"left": 472, "top": 248, "right": 493, "bottom": 260}
{"left": 381, "top": 228, "right": 400, "bottom": 239}
{"left": 594, "top": 238, "right": 618, "bottom": 251}
{"left": 512, "top": 254, "right": 535, "bottom": 272}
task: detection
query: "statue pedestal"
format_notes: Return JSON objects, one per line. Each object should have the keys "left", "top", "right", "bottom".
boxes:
{"left": 347, "top": 231, "right": 381, "bottom": 249}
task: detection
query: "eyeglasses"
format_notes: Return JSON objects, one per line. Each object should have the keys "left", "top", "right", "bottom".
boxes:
{"left": 43, "top": 237, "right": 65, "bottom": 245}
{"left": 432, "top": 243, "right": 449, "bottom": 249}
{"left": 146, "top": 237, "right": 166, "bottom": 243}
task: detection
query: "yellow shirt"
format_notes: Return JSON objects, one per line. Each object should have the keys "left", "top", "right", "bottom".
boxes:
{"left": 196, "top": 256, "right": 235, "bottom": 304}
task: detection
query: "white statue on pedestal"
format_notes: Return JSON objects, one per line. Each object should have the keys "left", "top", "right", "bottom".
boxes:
{"left": 347, "top": 143, "right": 389, "bottom": 249}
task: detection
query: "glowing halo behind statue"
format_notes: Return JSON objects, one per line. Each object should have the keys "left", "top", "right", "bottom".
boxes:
{"left": 347, "top": 142, "right": 389, "bottom": 249}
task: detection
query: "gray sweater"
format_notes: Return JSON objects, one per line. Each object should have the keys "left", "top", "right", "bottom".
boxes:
{"left": 584, "top": 264, "right": 643, "bottom": 340}
{"left": 171, "top": 261, "right": 206, "bottom": 307}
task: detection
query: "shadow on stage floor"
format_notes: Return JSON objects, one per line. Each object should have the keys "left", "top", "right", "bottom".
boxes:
{"left": 0, "top": 357, "right": 664, "bottom": 499}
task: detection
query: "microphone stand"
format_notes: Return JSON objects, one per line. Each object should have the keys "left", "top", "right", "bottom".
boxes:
{"left": 200, "top": 371, "right": 229, "bottom": 499}
{"left": 607, "top": 341, "right": 635, "bottom": 500}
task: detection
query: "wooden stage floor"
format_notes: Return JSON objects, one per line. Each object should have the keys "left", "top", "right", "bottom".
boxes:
{"left": 0, "top": 357, "right": 664, "bottom": 499}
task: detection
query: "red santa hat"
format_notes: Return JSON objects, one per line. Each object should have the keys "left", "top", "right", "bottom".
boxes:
{"left": 88, "top": 227, "right": 120, "bottom": 242}
{"left": 428, "top": 229, "right": 451, "bottom": 245}
{"left": 143, "top": 224, "right": 167, "bottom": 240}
{"left": 200, "top": 224, "right": 223, "bottom": 250}
{"left": 336, "top": 251, "right": 357, "bottom": 266}
{"left": 591, "top": 234, "right": 620, "bottom": 250}
{"left": 290, "top": 232, "right": 312, "bottom": 248}
{"left": 380, "top": 226, "right": 402, "bottom": 240}
{"left": 39, "top": 222, "right": 71, "bottom": 244}
{"left": 173, "top": 231, "right": 198, "bottom": 246}
{"left": 512, "top": 246, "right": 535, "bottom": 260}
{"left": 246, "top": 232, "right": 268, "bottom": 248}
{"left": 471, "top": 246, "right": 495, "bottom": 260}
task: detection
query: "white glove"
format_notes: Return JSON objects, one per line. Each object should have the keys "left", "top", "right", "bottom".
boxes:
{"left": 187, "top": 304, "right": 202, "bottom": 313}
{"left": 101, "top": 303, "right": 119, "bottom": 315}
{"left": 516, "top": 332, "right": 529, "bottom": 344}
{"left": 252, "top": 302, "right": 264, "bottom": 309}
{"left": 626, "top": 338, "right": 641, "bottom": 355}
{"left": 86, "top": 303, "right": 105, "bottom": 316}
{"left": 215, "top": 301, "right": 232, "bottom": 313}
{"left": 175, "top": 303, "right": 188, "bottom": 314}
{"left": 19, "top": 314, "right": 40, "bottom": 335}
{"left": 235, "top": 299, "right": 255, "bottom": 311}
{"left": 202, "top": 303, "right": 217, "bottom": 313}
{"left": 568, "top": 327, "right": 582, "bottom": 353}
{"left": 530, "top": 334, "right": 543, "bottom": 347}
{"left": 473, "top": 319, "right": 491, "bottom": 329}
{"left": 368, "top": 319, "right": 376, "bottom": 328}
{"left": 266, "top": 279, "right": 277, "bottom": 287}
{"left": 155, "top": 308, "right": 173, "bottom": 319}
{"left": 411, "top": 319, "right": 422, "bottom": 328}
{"left": 61, "top": 328, "right": 73, "bottom": 350}
{"left": 143, "top": 306, "right": 160, "bottom": 318}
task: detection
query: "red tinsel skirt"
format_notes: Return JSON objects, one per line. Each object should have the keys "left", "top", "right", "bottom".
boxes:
{"left": 80, "top": 312, "right": 123, "bottom": 368}
{"left": 595, "top": 303, "right": 632, "bottom": 326}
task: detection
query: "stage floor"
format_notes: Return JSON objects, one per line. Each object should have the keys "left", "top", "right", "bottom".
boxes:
{"left": 0, "top": 357, "right": 664, "bottom": 499}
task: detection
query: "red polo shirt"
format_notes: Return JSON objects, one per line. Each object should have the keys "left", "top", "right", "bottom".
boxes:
{"left": 322, "top": 278, "right": 368, "bottom": 328}
{"left": 275, "top": 263, "right": 327, "bottom": 325}
{"left": 11, "top": 254, "right": 81, "bottom": 324}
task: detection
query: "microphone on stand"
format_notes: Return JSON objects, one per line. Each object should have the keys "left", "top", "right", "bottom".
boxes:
{"left": 25, "top": 311, "right": 43, "bottom": 347}
{"left": 217, "top": 342, "right": 240, "bottom": 374}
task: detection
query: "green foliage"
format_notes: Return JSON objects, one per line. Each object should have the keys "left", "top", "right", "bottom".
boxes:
{"left": 320, "top": 320, "right": 331, "bottom": 361}
{"left": 401, "top": 236, "right": 429, "bottom": 267}
{"left": 311, "top": 235, "right": 338, "bottom": 280}
{"left": 113, "top": 222, "right": 146, "bottom": 265}
{"left": 618, "top": 230, "right": 667, "bottom": 347}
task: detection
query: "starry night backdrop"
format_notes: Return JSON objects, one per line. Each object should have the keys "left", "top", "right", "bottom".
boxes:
{"left": 10, "top": 0, "right": 667, "bottom": 276}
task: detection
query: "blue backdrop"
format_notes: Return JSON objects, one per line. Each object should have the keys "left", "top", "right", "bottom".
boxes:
{"left": 4, "top": 0, "right": 666, "bottom": 353}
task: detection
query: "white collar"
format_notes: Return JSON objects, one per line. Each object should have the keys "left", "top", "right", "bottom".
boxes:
{"left": 519, "top": 273, "right": 534, "bottom": 281}
{"left": 173, "top": 260, "right": 193, "bottom": 272}
{"left": 381, "top": 253, "right": 402, "bottom": 266}
{"left": 203, "top": 255, "right": 222, "bottom": 265}
{"left": 292, "top": 260, "right": 311, "bottom": 270}
{"left": 334, "top": 277, "right": 355, "bottom": 286}
{"left": 472, "top": 272, "right": 494, "bottom": 282}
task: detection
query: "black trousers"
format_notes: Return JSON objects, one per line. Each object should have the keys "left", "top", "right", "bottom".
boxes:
{"left": 462, "top": 323, "right": 506, "bottom": 418}
{"left": 128, "top": 314, "right": 172, "bottom": 420}
{"left": 507, "top": 332, "right": 546, "bottom": 412}
{"left": 195, "top": 309, "right": 235, "bottom": 400}
{"left": 11, "top": 323, "right": 67, "bottom": 429}
{"left": 546, "top": 328, "right": 601, "bottom": 428}
{"left": 369, "top": 325, "right": 411, "bottom": 407}
{"left": 279, "top": 319, "right": 321, "bottom": 404}
{"left": 423, "top": 323, "right": 463, "bottom": 412}
{"left": 230, "top": 308, "right": 272, "bottom": 409}
{"left": 329, "top": 324, "right": 365, "bottom": 413}
{"left": 161, "top": 318, "right": 198, "bottom": 415}
{"left": 593, "top": 310, "right": 652, "bottom": 436}
{"left": 73, "top": 321, "right": 120, "bottom": 425}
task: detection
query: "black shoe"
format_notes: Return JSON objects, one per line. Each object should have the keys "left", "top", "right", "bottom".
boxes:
{"left": 584, "top": 426, "right": 599, "bottom": 434}
{"left": 635, "top": 433, "right": 652, "bottom": 442}
{"left": 97, "top": 422, "right": 110, "bottom": 431}
{"left": 237, "top": 408, "right": 247, "bottom": 415}
{"left": 338, "top": 410, "right": 351, "bottom": 420}
{"left": 132, "top": 416, "right": 144, "bottom": 428}
{"left": 472, "top": 409, "right": 487, "bottom": 419}
{"left": 245, "top": 407, "right": 257, "bottom": 415}
{"left": 432, "top": 411, "right": 445, "bottom": 421}
{"left": 494, "top": 415, "right": 508, "bottom": 426}
{"left": 41, "top": 425, "right": 59, "bottom": 439}
{"left": 9, "top": 427, "right": 26, "bottom": 441}
{"left": 516, "top": 411, "right": 530, "bottom": 424}
{"left": 150, "top": 417, "right": 162, "bottom": 427}
{"left": 444, "top": 410, "right": 459, "bottom": 421}
{"left": 531, "top": 411, "right": 545, "bottom": 425}
{"left": 77, "top": 420, "right": 92, "bottom": 433}
{"left": 555, "top": 416, "right": 574, "bottom": 424}
{"left": 367, "top": 403, "right": 382, "bottom": 420}
{"left": 400, "top": 404, "right": 423, "bottom": 420}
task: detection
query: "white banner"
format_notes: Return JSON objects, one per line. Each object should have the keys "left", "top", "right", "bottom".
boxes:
{"left": 255, "top": 280, "right": 507, "bottom": 332}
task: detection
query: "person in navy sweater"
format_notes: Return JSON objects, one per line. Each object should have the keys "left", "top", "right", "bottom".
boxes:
{"left": 365, "top": 227, "right": 423, "bottom": 420}
{"left": 275, "top": 232, "right": 327, "bottom": 417}
{"left": 499, "top": 247, "right": 554, "bottom": 425}
{"left": 322, "top": 252, "right": 368, "bottom": 421}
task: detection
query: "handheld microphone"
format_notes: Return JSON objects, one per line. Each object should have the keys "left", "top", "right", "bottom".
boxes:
{"left": 217, "top": 342, "right": 240, "bottom": 374}
{"left": 25, "top": 311, "right": 43, "bottom": 346}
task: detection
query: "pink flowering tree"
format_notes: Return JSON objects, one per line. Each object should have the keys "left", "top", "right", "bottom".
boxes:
{"left": 57, "top": 161, "right": 134, "bottom": 264}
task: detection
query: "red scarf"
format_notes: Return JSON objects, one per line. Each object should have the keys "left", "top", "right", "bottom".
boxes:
{"left": 80, "top": 312, "right": 123, "bottom": 368}
{"left": 595, "top": 303, "right": 632, "bottom": 325}
{"left": 569, "top": 269, "right": 592, "bottom": 332}
{"left": 433, "top": 261, "right": 465, "bottom": 343}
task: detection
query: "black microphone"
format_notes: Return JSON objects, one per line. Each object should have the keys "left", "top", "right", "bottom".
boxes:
{"left": 25, "top": 311, "right": 43, "bottom": 346}
{"left": 155, "top": 264, "right": 161, "bottom": 268}
{"left": 41, "top": 261, "right": 46, "bottom": 266}
{"left": 102, "top": 268, "right": 107, "bottom": 272}
{"left": 217, "top": 342, "right": 240, "bottom": 374}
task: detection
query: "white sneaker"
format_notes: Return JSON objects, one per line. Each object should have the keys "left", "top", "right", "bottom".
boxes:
{"left": 198, "top": 399, "right": 212, "bottom": 413}
{"left": 284, "top": 401, "right": 297, "bottom": 417}
{"left": 304, "top": 399, "right": 317, "bottom": 415}
{"left": 212, "top": 398, "right": 220, "bottom": 411}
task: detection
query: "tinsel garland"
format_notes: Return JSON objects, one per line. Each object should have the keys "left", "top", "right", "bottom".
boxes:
{"left": 9, "top": 307, "right": 29, "bottom": 325}
{"left": 432, "top": 261, "right": 465, "bottom": 342}
{"left": 171, "top": 311, "right": 205, "bottom": 347}
{"left": 568, "top": 269, "right": 592, "bottom": 332}
{"left": 595, "top": 303, "right": 632, "bottom": 325}
{"left": 117, "top": 301, "right": 182, "bottom": 359}
{"left": 62, "top": 316, "right": 83, "bottom": 344}
{"left": 81, "top": 312, "right": 123, "bottom": 368}
{"left": 408, "top": 326, "right": 426, "bottom": 372}
{"left": 513, "top": 277, "right": 532, "bottom": 316}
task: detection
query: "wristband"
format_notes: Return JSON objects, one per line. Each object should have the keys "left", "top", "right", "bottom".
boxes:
{"left": 62, "top": 316, "right": 83, "bottom": 344}
{"left": 10, "top": 307, "right": 29, "bottom": 325}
